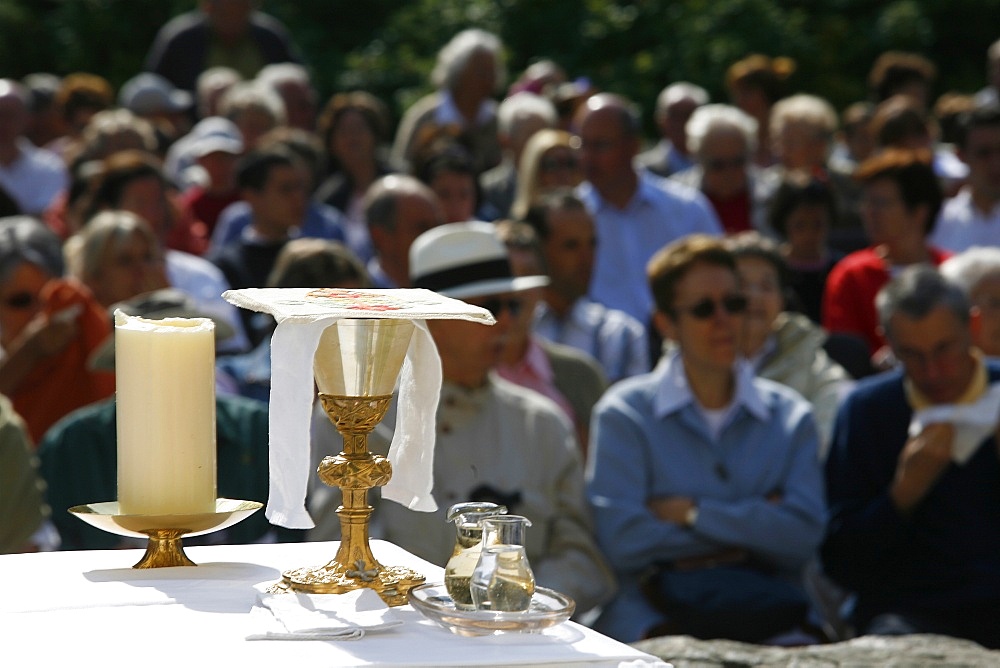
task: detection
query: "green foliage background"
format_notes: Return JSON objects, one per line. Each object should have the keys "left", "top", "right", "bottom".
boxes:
{"left": 1, "top": 0, "right": 996, "bottom": 135}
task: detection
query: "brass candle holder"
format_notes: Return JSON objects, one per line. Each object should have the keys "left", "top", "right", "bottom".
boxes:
{"left": 69, "top": 498, "right": 263, "bottom": 568}
{"left": 279, "top": 318, "right": 425, "bottom": 606}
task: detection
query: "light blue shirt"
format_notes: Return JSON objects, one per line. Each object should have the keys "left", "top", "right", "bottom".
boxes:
{"left": 533, "top": 297, "right": 650, "bottom": 383}
{"left": 586, "top": 351, "right": 826, "bottom": 642}
{"left": 578, "top": 173, "right": 722, "bottom": 324}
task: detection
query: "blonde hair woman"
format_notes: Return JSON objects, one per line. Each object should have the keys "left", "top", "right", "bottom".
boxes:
{"left": 510, "top": 128, "right": 582, "bottom": 220}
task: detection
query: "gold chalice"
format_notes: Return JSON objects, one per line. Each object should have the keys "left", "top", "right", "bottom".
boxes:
{"left": 279, "top": 318, "right": 425, "bottom": 605}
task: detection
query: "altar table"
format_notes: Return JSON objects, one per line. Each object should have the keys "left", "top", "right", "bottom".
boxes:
{"left": 1, "top": 539, "right": 666, "bottom": 668}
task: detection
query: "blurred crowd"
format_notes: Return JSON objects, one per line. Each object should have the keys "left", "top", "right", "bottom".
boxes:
{"left": 4, "top": 0, "right": 1000, "bottom": 651}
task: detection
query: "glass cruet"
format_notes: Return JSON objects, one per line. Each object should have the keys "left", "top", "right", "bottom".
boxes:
{"left": 469, "top": 515, "right": 536, "bottom": 612}
{"left": 443, "top": 501, "right": 507, "bottom": 610}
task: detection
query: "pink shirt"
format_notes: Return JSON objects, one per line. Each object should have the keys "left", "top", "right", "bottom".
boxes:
{"left": 496, "top": 337, "right": 577, "bottom": 426}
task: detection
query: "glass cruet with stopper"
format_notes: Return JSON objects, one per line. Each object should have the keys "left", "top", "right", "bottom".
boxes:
{"left": 470, "top": 515, "right": 536, "bottom": 612}
{"left": 444, "top": 502, "right": 507, "bottom": 610}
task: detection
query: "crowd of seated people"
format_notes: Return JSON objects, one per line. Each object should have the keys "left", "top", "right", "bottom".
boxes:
{"left": 4, "top": 1, "right": 1000, "bottom": 649}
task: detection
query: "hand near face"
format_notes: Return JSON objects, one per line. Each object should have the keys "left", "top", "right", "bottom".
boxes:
{"left": 890, "top": 422, "right": 954, "bottom": 514}
{"left": 14, "top": 311, "right": 78, "bottom": 361}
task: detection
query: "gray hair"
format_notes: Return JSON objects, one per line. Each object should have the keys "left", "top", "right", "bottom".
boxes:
{"left": 655, "top": 82, "right": 709, "bottom": 121}
{"left": 196, "top": 67, "right": 242, "bottom": 117}
{"left": 431, "top": 29, "right": 506, "bottom": 93}
{"left": 876, "top": 265, "right": 970, "bottom": 339}
{"left": 364, "top": 174, "right": 437, "bottom": 232}
{"left": 256, "top": 63, "right": 312, "bottom": 90}
{"left": 770, "top": 93, "right": 838, "bottom": 139}
{"left": 65, "top": 211, "right": 162, "bottom": 284}
{"left": 78, "top": 109, "right": 158, "bottom": 160}
{"left": 686, "top": 103, "right": 758, "bottom": 155}
{"left": 219, "top": 81, "right": 287, "bottom": 126}
{"left": 0, "top": 216, "right": 64, "bottom": 283}
{"left": 497, "top": 92, "right": 557, "bottom": 138}
{"left": 940, "top": 246, "right": 1000, "bottom": 296}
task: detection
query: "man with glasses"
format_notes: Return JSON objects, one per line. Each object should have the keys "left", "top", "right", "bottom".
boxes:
{"left": 586, "top": 234, "right": 825, "bottom": 643}
{"left": 823, "top": 265, "right": 1000, "bottom": 648}
{"left": 573, "top": 93, "right": 721, "bottom": 327}
{"left": 930, "top": 104, "right": 1000, "bottom": 253}
{"left": 672, "top": 103, "right": 778, "bottom": 237}
{"left": 308, "top": 221, "right": 616, "bottom": 617}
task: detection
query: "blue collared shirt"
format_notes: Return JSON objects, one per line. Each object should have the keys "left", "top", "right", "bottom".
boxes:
{"left": 578, "top": 173, "right": 722, "bottom": 324}
{"left": 586, "top": 351, "right": 826, "bottom": 642}
{"left": 533, "top": 297, "right": 650, "bottom": 383}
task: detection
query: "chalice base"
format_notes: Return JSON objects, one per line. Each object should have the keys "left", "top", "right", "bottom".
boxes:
{"left": 135, "top": 529, "right": 197, "bottom": 568}
{"left": 281, "top": 562, "right": 426, "bottom": 607}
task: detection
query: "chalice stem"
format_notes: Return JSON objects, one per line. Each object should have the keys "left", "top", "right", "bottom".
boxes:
{"left": 136, "top": 529, "right": 196, "bottom": 568}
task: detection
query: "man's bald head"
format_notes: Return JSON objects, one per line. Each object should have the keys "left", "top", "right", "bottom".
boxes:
{"left": 573, "top": 93, "right": 641, "bottom": 138}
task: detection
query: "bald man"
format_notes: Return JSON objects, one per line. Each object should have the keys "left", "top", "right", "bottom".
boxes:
{"left": 573, "top": 93, "right": 721, "bottom": 326}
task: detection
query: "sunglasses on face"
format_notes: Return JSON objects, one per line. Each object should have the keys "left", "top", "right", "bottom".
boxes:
{"left": 2, "top": 292, "right": 36, "bottom": 310}
{"left": 476, "top": 297, "right": 524, "bottom": 318}
{"left": 673, "top": 294, "right": 748, "bottom": 320}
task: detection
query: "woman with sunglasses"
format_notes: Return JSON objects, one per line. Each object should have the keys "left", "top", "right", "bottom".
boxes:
{"left": 0, "top": 216, "right": 114, "bottom": 444}
{"left": 586, "top": 234, "right": 825, "bottom": 643}
{"left": 728, "top": 231, "right": 852, "bottom": 457}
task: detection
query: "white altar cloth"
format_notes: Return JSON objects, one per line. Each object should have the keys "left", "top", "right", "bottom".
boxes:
{"left": 1, "top": 540, "right": 666, "bottom": 668}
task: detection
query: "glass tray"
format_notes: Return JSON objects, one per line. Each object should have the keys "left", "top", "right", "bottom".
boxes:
{"left": 408, "top": 583, "right": 575, "bottom": 636}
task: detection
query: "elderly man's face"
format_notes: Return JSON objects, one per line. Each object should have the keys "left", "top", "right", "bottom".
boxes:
{"left": 698, "top": 128, "right": 749, "bottom": 200}
{"left": 888, "top": 304, "right": 977, "bottom": 404}
{"left": 970, "top": 273, "right": 1000, "bottom": 357}
{"left": 774, "top": 120, "right": 828, "bottom": 171}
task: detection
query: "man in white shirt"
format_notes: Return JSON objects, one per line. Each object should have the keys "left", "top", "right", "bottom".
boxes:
{"left": 0, "top": 80, "right": 67, "bottom": 216}
{"left": 930, "top": 104, "right": 1000, "bottom": 252}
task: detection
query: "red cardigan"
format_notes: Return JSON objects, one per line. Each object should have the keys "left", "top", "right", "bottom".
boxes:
{"left": 822, "top": 246, "right": 952, "bottom": 356}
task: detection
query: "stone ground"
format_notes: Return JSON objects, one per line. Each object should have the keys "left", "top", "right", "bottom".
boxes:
{"left": 633, "top": 634, "right": 999, "bottom": 667}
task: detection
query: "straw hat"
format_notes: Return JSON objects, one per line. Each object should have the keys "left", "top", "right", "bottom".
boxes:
{"left": 409, "top": 221, "right": 548, "bottom": 299}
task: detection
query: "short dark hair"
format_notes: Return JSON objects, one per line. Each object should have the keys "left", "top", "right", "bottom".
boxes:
{"left": 80, "top": 149, "right": 170, "bottom": 225}
{"left": 726, "top": 230, "right": 791, "bottom": 294}
{"left": 235, "top": 146, "right": 299, "bottom": 192}
{"left": 0, "top": 215, "right": 64, "bottom": 282}
{"left": 521, "top": 187, "right": 587, "bottom": 242}
{"left": 868, "top": 51, "right": 936, "bottom": 103}
{"left": 855, "top": 148, "right": 943, "bottom": 235}
{"left": 954, "top": 103, "right": 1000, "bottom": 151}
{"left": 647, "top": 234, "right": 737, "bottom": 316}
{"left": 768, "top": 171, "right": 838, "bottom": 239}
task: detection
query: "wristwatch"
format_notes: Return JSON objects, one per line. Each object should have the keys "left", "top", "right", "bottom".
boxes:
{"left": 684, "top": 505, "right": 699, "bottom": 528}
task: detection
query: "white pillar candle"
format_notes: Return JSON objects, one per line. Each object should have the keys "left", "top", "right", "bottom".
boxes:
{"left": 114, "top": 310, "right": 217, "bottom": 516}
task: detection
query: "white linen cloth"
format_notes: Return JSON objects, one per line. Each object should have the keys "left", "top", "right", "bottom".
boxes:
{"left": 1, "top": 541, "right": 668, "bottom": 666}
{"left": 247, "top": 587, "right": 403, "bottom": 640}
{"left": 909, "top": 383, "right": 1000, "bottom": 464}
{"left": 223, "top": 288, "right": 494, "bottom": 529}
